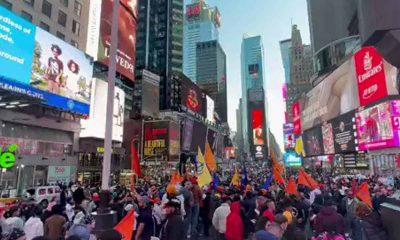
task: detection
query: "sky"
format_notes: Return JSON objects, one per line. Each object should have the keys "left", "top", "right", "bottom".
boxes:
{"left": 186, "top": 0, "right": 311, "bottom": 150}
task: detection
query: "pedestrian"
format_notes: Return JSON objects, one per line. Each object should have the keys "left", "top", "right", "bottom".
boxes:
{"left": 24, "top": 206, "right": 44, "bottom": 240}
{"left": 134, "top": 196, "right": 155, "bottom": 240}
{"left": 356, "top": 202, "right": 388, "bottom": 240}
{"left": 160, "top": 198, "right": 185, "bottom": 240}
{"left": 4, "top": 206, "right": 24, "bottom": 231}
{"left": 313, "top": 198, "right": 345, "bottom": 237}
{"left": 44, "top": 204, "right": 67, "bottom": 240}
{"left": 181, "top": 181, "right": 194, "bottom": 238}
{"left": 2, "top": 227, "right": 26, "bottom": 240}
{"left": 225, "top": 201, "right": 244, "bottom": 240}
{"left": 190, "top": 178, "right": 202, "bottom": 239}
{"left": 212, "top": 195, "right": 231, "bottom": 240}
{"left": 254, "top": 214, "right": 288, "bottom": 240}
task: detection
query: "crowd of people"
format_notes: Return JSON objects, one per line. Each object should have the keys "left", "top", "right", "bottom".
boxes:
{"left": 0, "top": 168, "right": 397, "bottom": 240}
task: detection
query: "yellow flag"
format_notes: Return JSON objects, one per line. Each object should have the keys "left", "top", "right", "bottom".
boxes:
{"left": 205, "top": 142, "right": 217, "bottom": 172}
{"left": 231, "top": 167, "right": 240, "bottom": 187}
{"left": 198, "top": 163, "right": 212, "bottom": 187}
{"left": 295, "top": 137, "right": 305, "bottom": 157}
{"left": 198, "top": 147, "right": 205, "bottom": 163}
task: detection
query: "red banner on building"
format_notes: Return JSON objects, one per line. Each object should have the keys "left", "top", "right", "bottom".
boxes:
{"left": 354, "top": 46, "right": 388, "bottom": 107}
{"left": 293, "top": 102, "right": 302, "bottom": 135}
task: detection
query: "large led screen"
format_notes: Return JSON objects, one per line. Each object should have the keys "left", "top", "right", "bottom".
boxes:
{"left": 252, "top": 109, "right": 265, "bottom": 146}
{"left": 0, "top": 7, "right": 93, "bottom": 115}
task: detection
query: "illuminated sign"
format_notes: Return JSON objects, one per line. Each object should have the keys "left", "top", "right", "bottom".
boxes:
{"left": 187, "top": 3, "right": 201, "bottom": 18}
{"left": 284, "top": 152, "right": 302, "bottom": 167}
{"left": 0, "top": 144, "right": 18, "bottom": 169}
{"left": 252, "top": 109, "right": 265, "bottom": 146}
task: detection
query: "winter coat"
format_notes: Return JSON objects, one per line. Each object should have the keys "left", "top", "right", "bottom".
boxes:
{"left": 24, "top": 217, "right": 44, "bottom": 240}
{"left": 360, "top": 211, "right": 388, "bottom": 240}
{"left": 314, "top": 206, "right": 345, "bottom": 235}
{"left": 225, "top": 202, "right": 244, "bottom": 240}
{"left": 161, "top": 213, "right": 185, "bottom": 240}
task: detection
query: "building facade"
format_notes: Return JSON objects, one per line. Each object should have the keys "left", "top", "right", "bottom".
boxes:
{"left": 196, "top": 40, "right": 227, "bottom": 123}
{"left": 279, "top": 39, "right": 292, "bottom": 84}
{"left": 1, "top": 0, "right": 89, "bottom": 50}
{"left": 240, "top": 35, "right": 268, "bottom": 160}
{"left": 136, "top": 0, "right": 184, "bottom": 110}
{"left": 183, "top": 0, "right": 220, "bottom": 82}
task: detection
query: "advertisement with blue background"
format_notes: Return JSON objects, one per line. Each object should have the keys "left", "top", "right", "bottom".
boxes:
{"left": 0, "top": 7, "right": 93, "bottom": 115}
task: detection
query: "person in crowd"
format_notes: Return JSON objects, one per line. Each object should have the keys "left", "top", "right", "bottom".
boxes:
{"left": 181, "top": 181, "right": 194, "bottom": 238}
{"left": 2, "top": 228, "right": 26, "bottom": 240}
{"left": 190, "top": 178, "right": 202, "bottom": 239}
{"left": 225, "top": 201, "right": 244, "bottom": 240}
{"left": 134, "top": 196, "right": 155, "bottom": 240}
{"left": 314, "top": 197, "right": 345, "bottom": 237}
{"left": 4, "top": 206, "right": 24, "bottom": 231}
{"left": 255, "top": 214, "right": 288, "bottom": 240}
{"left": 44, "top": 204, "right": 67, "bottom": 240}
{"left": 356, "top": 202, "right": 388, "bottom": 240}
{"left": 160, "top": 198, "right": 185, "bottom": 240}
{"left": 23, "top": 206, "right": 43, "bottom": 240}
{"left": 255, "top": 199, "right": 276, "bottom": 231}
{"left": 212, "top": 195, "right": 231, "bottom": 240}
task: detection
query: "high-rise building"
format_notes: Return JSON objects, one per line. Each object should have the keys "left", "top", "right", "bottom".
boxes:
{"left": 1, "top": 0, "right": 89, "bottom": 50}
{"left": 196, "top": 40, "right": 227, "bottom": 122}
{"left": 135, "top": 0, "right": 184, "bottom": 110}
{"left": 279, "top": 39, "right": 292, "bottom": 84}
{"left": 183, "top": 0, "right": 220, "bottom": 82}
{"left": 240, "top": 35, "right": 268, "bottom": 160}
{"left": 236, "top": 98, "right": 244, "bottom": 160}
{"left": 284, "top": 25, "right": 313, "bottom": 123}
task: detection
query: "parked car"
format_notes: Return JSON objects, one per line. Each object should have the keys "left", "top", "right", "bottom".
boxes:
{"left": 24, "top": 186, "right": 61, "bottom": 208}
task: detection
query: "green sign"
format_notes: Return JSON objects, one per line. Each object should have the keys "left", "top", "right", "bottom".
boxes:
{"left": 0, "top": 144, "right": 19, "bottom": 169}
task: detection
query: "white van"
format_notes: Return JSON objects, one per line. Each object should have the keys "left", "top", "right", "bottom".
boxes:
{"left": 24, "top": 186, "right": 61, "bottom": 207}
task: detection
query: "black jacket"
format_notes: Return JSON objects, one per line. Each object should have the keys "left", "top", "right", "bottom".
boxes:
{"left": 161, "top": 213, "right": 184, "bottom": 240}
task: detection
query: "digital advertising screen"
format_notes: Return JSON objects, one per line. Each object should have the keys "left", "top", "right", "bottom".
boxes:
{"left": 0, "top": 7, "right": 93, "bottom": 115}
{"left": 283, "top": 123, "right": 295, "bottom": 150}
{"left": 303, "top": 126, "right": 324, "bottom": 157}
{"left": 141, "top": 69, "right": 160, "bottom": 118}
{"left": 284, "top": 152, "right": 302, "bottom": 167}
{"left": 181, "top": 77, "right": 205, "bottom": 116}
{"left": 330, "top": 111, "right": 357, "bottom": 153}
{"left": 143, "top": 121, "right": 169, "bottom": 159}
{"left": 356, "top": 100, "right": 400, "bottom": 151}
{"left": 252, "top": 109, "right": 265, "bottom": 146}
{"left": 292, "top": 102, "right": 302, "bottom": 135}
{"left": 182, "top": 118, "right": 194, "bottom": 152}
{"left": 169, "top": 121, "right": 181, "bottom": 161}
{"left": 321, "top": 122, "right": 335, "bottom": 155}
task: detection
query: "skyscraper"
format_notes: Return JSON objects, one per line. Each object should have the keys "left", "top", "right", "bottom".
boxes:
{"left": 196, "top": 40, "right": 227, "bottom": 122}
{"left": 279, "top": 39, "right": 292, "bottom": 84}
{"left": 240, "top": 35, "right": 267, "bottom": 160}
{"left": 183, "top": 0, "right": 220, "bottom": 82}
{"left": 135, "top": 0, "right": 184, "bottom": 110}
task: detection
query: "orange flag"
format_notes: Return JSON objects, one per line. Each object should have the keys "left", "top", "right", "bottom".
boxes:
{"left": 273, "top": 166, "right": 286, "bottom": 185}
{"left": 205, "top": 142, "right": 217, "bottom": 172}
{"left": 356, "top": 182, "right": 372, "bottom": 208}
{"left": 272, "top": 155, "right": 285, "bottom": 174}
{"left": 285, "top": 176, "right": 299, "bottom": 196}
{"left": 114, "top": 210, "right": 135, "bottom": 240}
{"left": 298, "top": 170, "right": 319, "bottom": 190}
{"left": 170, "top": 171, "right": 184, "bottom": 185}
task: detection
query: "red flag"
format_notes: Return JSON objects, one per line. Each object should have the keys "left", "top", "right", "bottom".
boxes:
{"left": 285, "top": 176, "right": 299, "bottom": 196}
{"left": 356, "top": 182, "right": 372, "bottom": 208}
{"left": 114, "top": 210, "right": 135, "bottom": 240}
{"left": 297, "top": 171, "right": 311, "bottom": 189}
{"left": 273, "top": 167, "right": 286, "bottom": 185}
{"left": 131, "top": 141, "right": 142, "bottom": 177}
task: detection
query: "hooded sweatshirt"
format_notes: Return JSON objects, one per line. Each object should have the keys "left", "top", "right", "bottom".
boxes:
{"left": 314, "top": 206, "right": 345, "bottom": 235}
{"left": 225, "top": 202, "right": 244, "bottom": 240}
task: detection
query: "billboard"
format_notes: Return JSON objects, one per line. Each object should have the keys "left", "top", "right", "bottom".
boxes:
{"left": 356, "top": 100, "right": 400, "bottom": 151}
{"left": 284, "top": 152, "right": 302, "bottom": 167}
{"left": 252, "top": 109, "right": 265, "bottom": 146}
{"left": 87, "top": 0, "right": 137, "bottom": 81}
{"left": 186, "top": 2, "right": 201, "bottom": 18}
{"left": 321, "top": 122, "right": 335, "bottom": 155}
{"left": 292, "top": 102, "right": 302, "bottom": 135}
{"left": 47, "top": 166, "right": 76, "bottom": 184}
{"left": 330, "top": 111, "right": 357, "bottom": 153}
{"left": 0, "top": 7, "right": 93, "bottom": 115}
{"left": 169, "top": 121, "right": 180, "bottom": 161}
{"left": 181, "top": 77, "right": 205, "bottom": 116}
{"left": 354, "top": 46, "right": 398, "bottom": 107}
{"left": 141, "top": 69, "right": 160, "bottom": 118}
{"left": 143, "top": 121, "right": 169, "bottom": 159}
{"left": 206, "top": 95, "right": 215, "bottom": 123}
{"left": 283, "top": 123, "right": 295, "bottom": 149}
{"left": 303, "top": 126, "right": 324, "bottom": 156}
{"left": 80, "top": 79, "right": 125, "bottom": 141}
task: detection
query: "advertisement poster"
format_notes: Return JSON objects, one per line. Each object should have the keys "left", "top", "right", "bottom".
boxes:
{"left": 190, "top": 120, "right": 207, "bottom": 153}
{"left": 293, "top": 102, "right": 302, "bottom": 135}
{"left": 252, "top": 109, "right": 265, "bottom": 146}
{"left": 356, "top": 100, "right": 400, "bottom": 151}
{"left": 47, "top": 166, "right": 76, "bottom": 184}
{"left": 98, "top": 0, "right": 137, "bottom": 81}
{"left": 181, "top": 77, "right": 205, "bottom": 116}
{"left": 141, "top": 69, "right": 160, "bottom": 118}
{"left": 301, "top": 57, "right": 359, "bottom": 130}
{"left": 169, "top": 121, "right": 180, "bottom": 161}
{"left": 0, "top": 7, "right": 93, "bottom": 115}
{"left": 80, "top": 79, "right": 125, "bottom": 142}
{"left": 303, "top": 126, "right": 324, "bottom": 156}
{"left": 283, "top": 123, "right": 295, "bottom": 149}
{"left": 330, "top": 111, "right": 356, "bottom": 153}
{"left": 321, "top": 122, "right": 335, "bottom": 155}
{"left": 354, "top": 46, "right": 391, "bottom": 107}
{"left": 143, "top": 121, "right": 169, "bottom": 159}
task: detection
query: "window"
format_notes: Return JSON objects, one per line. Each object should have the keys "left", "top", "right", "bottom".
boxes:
{"left": 58, "top": 10, "right": 67, "bottom": 27}
{"left": 72, "top": 20, "right": 80, "bottom": 36}
{"left": 47, "top": 188, "right": 53, "bottom": 194}
{"left": 39, "top": 21, "right": 50, "bottom": 32}
{"left": 42, "top": 0, "right": 52, "bottom": 18}
{"left": 23, "top": 0, "right": 34, "bottom": 7}
{"left": 74, "top": 0, "right": 82, "bottom": 16}
{"left": 0, "top": 0, "right": 12, "bottom": 10}
{"left": 71, "top": 40, "right": 79, "bottom": 48}
{"left": 56, "top": 31, "right": 65, "bottom": 40}
{"left": 60, "top": 0, "right": 68, "bottom": 7}
{"left": 20, "top": 11, "right": 32, "bottom": 22}
{"left": 38, "top": 189, "right": 46, "bottom": 195}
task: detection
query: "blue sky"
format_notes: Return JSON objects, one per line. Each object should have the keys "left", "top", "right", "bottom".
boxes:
{"left": 186, "top": 0, "right": 311, "bottom": 149}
